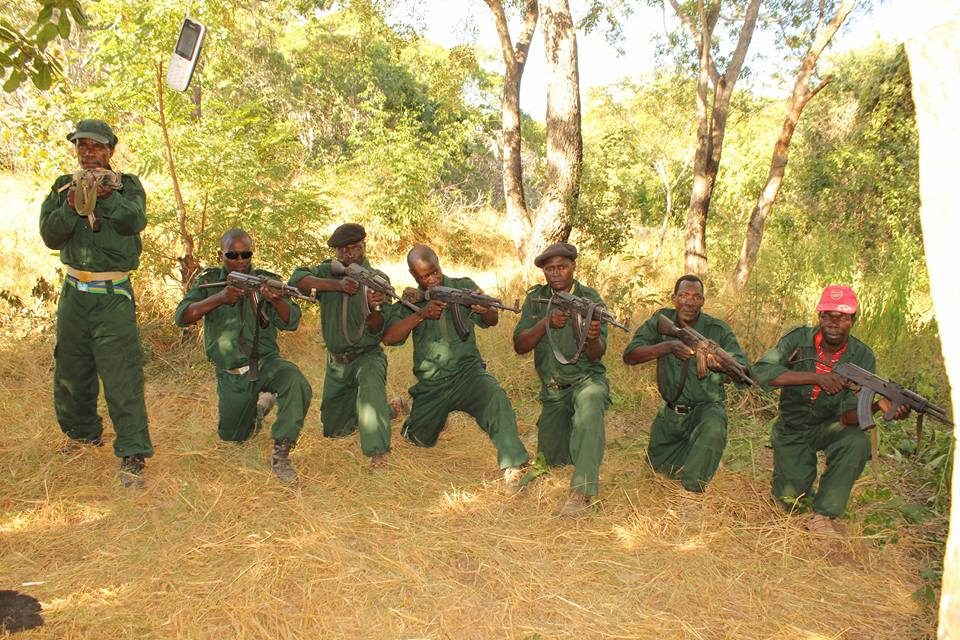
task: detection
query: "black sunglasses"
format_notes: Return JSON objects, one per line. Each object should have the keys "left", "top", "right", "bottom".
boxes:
{"left": 224, "top": 251, "right": 253, "bottom": 260}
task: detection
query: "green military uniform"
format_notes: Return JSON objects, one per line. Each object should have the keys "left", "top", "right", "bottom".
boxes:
{"left": 385, "top": 275, "right": 528, "bottom": 469}
{"left": 513, "top": 281, "right": 611, "bottom": 497}
{"left": 39, "top": 172, "right": 153, "bottom": 459}
{"left": 624, "top": 308, "right": 748, "bottom": 492}
{"left": 289, "top": 259, "right": 391, "bottom": 456}
{"left": 175, "top": 267, "right": 311, "bottom": 442}
{"left": 753, "top": 326, "right": 875, "bottom": 517}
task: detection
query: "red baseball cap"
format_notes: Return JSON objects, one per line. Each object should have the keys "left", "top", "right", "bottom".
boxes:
{"left": 816, "top": 284, "right": 858, "bottom": 314}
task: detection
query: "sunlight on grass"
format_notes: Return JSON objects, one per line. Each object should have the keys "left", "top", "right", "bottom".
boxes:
{"left": 0, "top": 502, "right": 112, "bottom": 534}
{"left": 43, "top": 585, "right": 128, "bottom": 612}
{"left": 436, "top": 485, "right": 479, "bottom": 513}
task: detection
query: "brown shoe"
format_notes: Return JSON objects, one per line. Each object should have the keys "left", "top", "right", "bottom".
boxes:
{"left": 119, "top": 454, "right": 145, "bottom": 488}
{"left": 559, "top": 492, "right": 593, "bottom": 518}
{"left": 503, "top": 467, "right": 525, "bottom": 496}
{"left": 271, "top": 439, "right": 298, "bottom": 484}
{"left": 389, "top": 396, "right": 408, "bottom": 420}
{"left": 803, "top": 513, "right": 842, "bottom": 537}
{"left": 370, "top": 452, "right": 389, "bottom": 469}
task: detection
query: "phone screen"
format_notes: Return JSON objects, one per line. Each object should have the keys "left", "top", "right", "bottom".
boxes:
{"left": 175, "top": 21, "right": 201, "bottom": 59}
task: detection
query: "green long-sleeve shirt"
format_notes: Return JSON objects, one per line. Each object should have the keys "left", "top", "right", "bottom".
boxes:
{"left": 624, "top": 308, "right": 748, "bottom": 405}
{"left": 288, "top": 258, "right": 386, "bottom": 354}
{"left": 513, "top": 280, "right": 608, "bottom": 387}
{"left": 753, "top": 326, "right": 876, "bottom": 430}
{"left": 175, "top": 267, "right": 301, "bottom": 371}
{"left": 384, "top": 275, "right": 489, "bottom": 382}
{"left": 39, "top": 172, "right": 146, "bottom": 272}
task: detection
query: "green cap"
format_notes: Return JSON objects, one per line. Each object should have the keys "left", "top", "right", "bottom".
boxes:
{"left": 66, "top": 119, "right": 118, "bottom": 146}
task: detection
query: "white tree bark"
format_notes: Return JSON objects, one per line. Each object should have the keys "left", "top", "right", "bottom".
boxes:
{"left": 903, "top": 6, "right": 960, "bottom": 637}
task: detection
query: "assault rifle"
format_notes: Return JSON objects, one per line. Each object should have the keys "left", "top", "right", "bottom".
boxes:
{"left": 422, "top": 285, "right": 519, "bottom": 341}
{"left": 830, "top": 362, "right": 953, "bottom": 442}
{"left": 656, "top": 314, "right": 757, "bottom": 386}
{"left": 329, "top": 260, "right": 419, "bottom": 312}
{"left": 199, "top": 271, "right": 317, "bottom": 303}
{"left": 57, "top": 168, "right": 123, "bottom": 232}
{"left": 531, "top": 290, "right": 629, "bottom": 364}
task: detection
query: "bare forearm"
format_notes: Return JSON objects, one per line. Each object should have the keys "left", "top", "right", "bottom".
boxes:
{"left": 513, "top": 319, "right": 547, "bottom": 354}
{"left": 623, "top": 342, "right": 671, "bottom": 365}
{"left": 382, "top": 312, "right": 424, "bottom": 345}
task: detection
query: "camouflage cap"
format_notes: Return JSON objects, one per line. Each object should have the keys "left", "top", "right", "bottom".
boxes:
{"left": 327, "top": 223, "right": 366, "bottom": 248}
{"left": 67, "top": 119, "right": 118, "bottom": 146}
{"left": 534, "top": 242, "right": 578, "bottom": 268}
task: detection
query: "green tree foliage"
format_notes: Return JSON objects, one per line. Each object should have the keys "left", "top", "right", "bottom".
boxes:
{"left": 0, "top": 0, "right": 85, "bottom": 92}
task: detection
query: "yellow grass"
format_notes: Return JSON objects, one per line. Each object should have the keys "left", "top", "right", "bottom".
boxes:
{"left": 0, "top": 172, "right": 939, "bottom": 639}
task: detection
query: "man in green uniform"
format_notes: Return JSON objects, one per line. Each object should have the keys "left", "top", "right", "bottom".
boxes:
{"left": 39, "top": 119, "right": 153, "bottom": 487}
{"left": 754, "top": 285, "right": 910, "bottom": 534}
{"left": 513, "top": 242, "right": 611, "bottom": 516}
{"left": 175, "top": 229, "right": 312, "bottom": 483}
{"left": 381, "top": 245, "right": 529, "bottom": 494}
{"left": 289, "top": 223, "right": 393, "bottom": 468}
{"left": 623, "top": 275, "right": 749, "bottom": 492}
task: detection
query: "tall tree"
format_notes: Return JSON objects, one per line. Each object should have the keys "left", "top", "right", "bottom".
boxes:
{"left": 527, "top": 0, "right": 582, "bottom": 262}
{"left": 905, "top": 7, "right": 960, "bottom": 637}
{"left": 481, "top": 0, "right": 538, "bottom": 260}
{"left": 729, "top": 0, "right": 858, "bottom": 291}
{"left": 665, "top": 0, "right": 761, "bottom": 275}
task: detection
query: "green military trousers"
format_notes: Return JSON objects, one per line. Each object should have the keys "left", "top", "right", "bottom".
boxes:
{"left": 401, "top": 366, "right": 528, "bottom": 470}
{"left": 537, "top": 376, "right": 611, "bottom": 497}
{"left": 648, "top": 401, "right": 727, "bottom": 492}
{"left": 319, "top": 350, "right": 391, "bottom": 457}
{"left": 216, "top": 355, "right": 311, "bottom": 443}
{"left": 771, "top": 419, "right": 870, "bottom": 518}
{"left": 53, "top": 279, "right": 152, "bottom": 458}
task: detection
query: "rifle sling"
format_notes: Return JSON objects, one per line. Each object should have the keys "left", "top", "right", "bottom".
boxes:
{"left": 340, "top": 285, "right": 370, "bottom": 347}
{"left": 544, "top": 296, "right": 593, "bottom": 365}
{"left": 237, "top": 293, "right": 263, "bottom": 382}
{"left": 656, "top": 355, "right": 690, "bottom": 405}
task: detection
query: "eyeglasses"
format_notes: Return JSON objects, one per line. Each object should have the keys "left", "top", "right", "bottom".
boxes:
{"left": 224, "top": 251, "right": 253, "bottom": 260}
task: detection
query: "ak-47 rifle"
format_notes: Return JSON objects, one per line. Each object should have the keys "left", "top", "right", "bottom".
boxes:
{"left": 199, "top": 271, "right": 317, "bottom": 303}
{"left": 656, "top": 314, "right": 757, "bottom": 386}
{"left": 329, "top": 260, "right": 418, "bottom": 312}
{"left": 57, "top": 168, "right": 123, "bottom": 232}
{"left": 531, "top": 290, "right": 629, "bottom": 364}
{"left": 421, "top": 285, "right": 519, "bottom": 341}
{"left": 830, "top": 362, "right": 953, "bottom": 450}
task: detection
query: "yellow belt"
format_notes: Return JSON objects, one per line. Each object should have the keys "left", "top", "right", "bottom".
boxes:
{"left": 67, "top": 266, "right": 129, "bottom": 283}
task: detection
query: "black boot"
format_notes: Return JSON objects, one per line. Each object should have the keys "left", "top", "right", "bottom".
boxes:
{"left": 271, "top": 439, "right": 297, "bottom": 484}
{"left": 119, "top": 454, "right": 145, "bottom": 488}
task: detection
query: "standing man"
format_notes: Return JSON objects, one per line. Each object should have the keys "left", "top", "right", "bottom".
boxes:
{"left": 39, "top": 119, "right": 153, "bottom": 487}
{"left": 513, "top": 242, "right": 611, "bottom": 517}
{"left": 381, "top": 245, "right": 529, "bottom": 494}
{"left": 622, "top": 275, "right": 749, "bottom": 492}
{"left": 175, "top": 229, "right": 312, "bottom": 483}
{"left": 289, "top": 224, "right": 393, "bottom": 468}
{"left": 754, "top": 285, "right": 910, "bottom": 535}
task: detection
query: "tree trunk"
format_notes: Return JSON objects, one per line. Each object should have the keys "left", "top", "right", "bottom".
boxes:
{"left": 652, "top": 158, "right": 673, "bottom": 262}
{"left": 906, "top": 10, "right": 960, "bottom": 638}
{"left": 730, "top": 0, "right": 857, "bottom": 292}
{"left": 670, "top": 0, "right": 760, "bottom": 276}
{"left": 483, "top": 0, "right": 538, "bottom": 260}
{"left": 155, "top": 61, "right": 199, "bottom": 292}
{"left": 527, "top": 0, "right": 581, "bottom": 263}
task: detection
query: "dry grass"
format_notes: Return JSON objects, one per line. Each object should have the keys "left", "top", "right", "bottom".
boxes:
{"left": 0, "top": 171, "right": 939, "bottom": 639}
{"left": 0, "top": 322, "right": 939, "bottom": 640}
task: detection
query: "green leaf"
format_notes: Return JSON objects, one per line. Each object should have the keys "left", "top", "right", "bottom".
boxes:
{"left": 32, "top": 63, "right": 52, "bottom": 90}
{"left": 57, "top": 11, "right": 71, "bottom": 39}
{"left": 2, "top": 70, "right": 22, "bottom": 92}
{"left": 36, "top": 23, "right": 59, "bottom": 50}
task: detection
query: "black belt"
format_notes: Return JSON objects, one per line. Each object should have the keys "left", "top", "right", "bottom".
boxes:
{"left": 666, "top": 401, "right": 691, "bottom": 415}
{"left": 329, "top": 347, "right": 373, "bottom": 365}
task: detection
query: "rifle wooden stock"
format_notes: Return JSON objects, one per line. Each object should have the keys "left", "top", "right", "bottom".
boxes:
{"left": 656, "top": 314, "right": 757, "bottom": 386}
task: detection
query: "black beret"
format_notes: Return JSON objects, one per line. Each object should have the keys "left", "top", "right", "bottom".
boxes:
{"left": 327, "top": 223, "right": 366, "bottom": 248}
{"left": 534, "top": 242, "right": 578, "bottom": 268}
